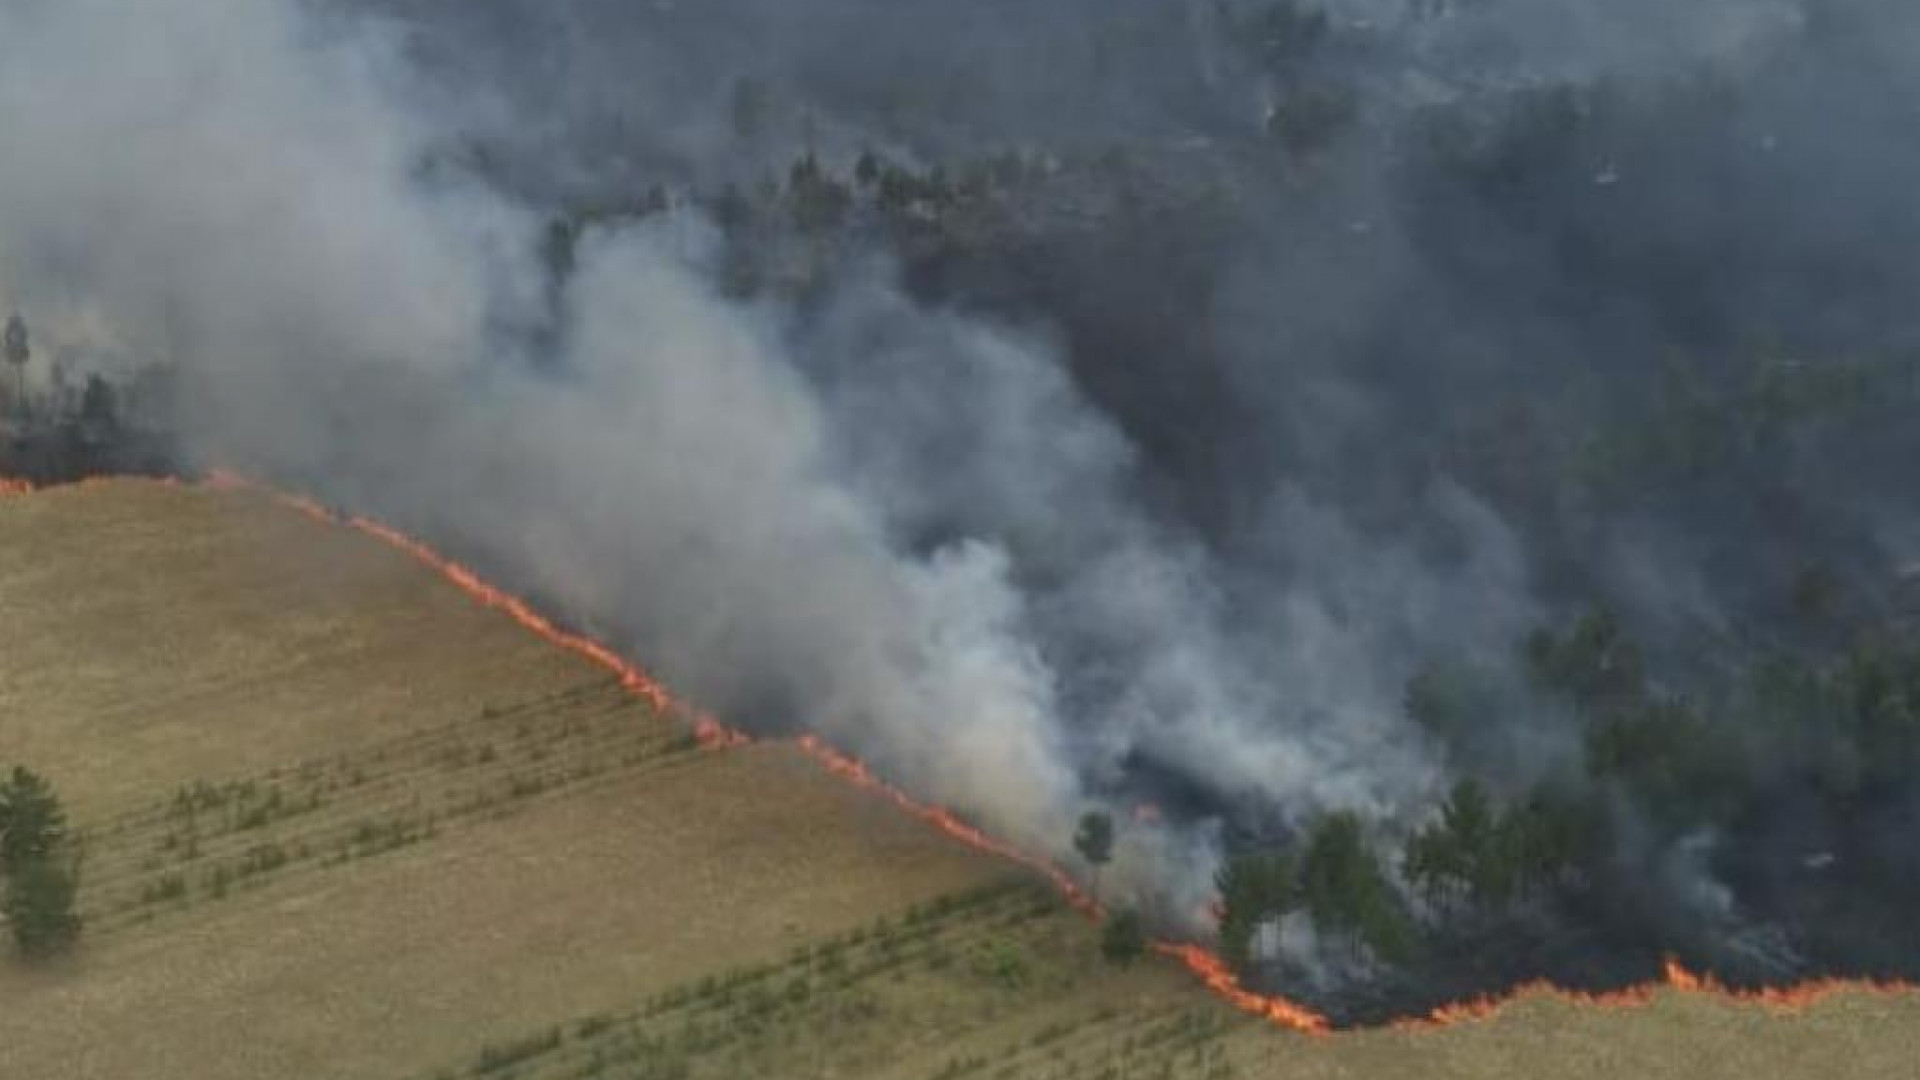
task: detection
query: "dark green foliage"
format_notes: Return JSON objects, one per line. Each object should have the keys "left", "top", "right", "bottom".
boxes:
{"left": 1573, "top": 352, "right": 1894, "bottom": 497}
{"left": 1213, "top": 851, "right": 1293, "bottom": 975}
{"left": 1298, "top": 812, "right": 1414, "bottom": 964}
{"left": 2, "top": 856, "right": 81, "bottom": 959}
{"left": 1403, "top": 662, "right": 1476, "bottom": 746}
{"left": 1585, "top": 696, "right": 1743, "bottom": 826}
{"left": 0, "top": 767, "right": 81, "bottom": 959}
{"left": 1789, "top": 563, "right": 1841, "bottom": 626}
{"left": 1745, "top": 639, "right": 1920, "bottom": 794}
{"left": 1500, "top": 789, "right": 1603, "bottom": 895}
{"left": 873, "top": 161, "right": 957, "bottom": 216}
{"left": 1073, "top": 811, "right": 1114, "bottom": 871}
{"left": 786, "top": 153, "right": 852, "bottom": 233}
{"left": 1100, "top": 909, "right": 1147, "bottom": 966}
{"left": 970, "top": 938, "right": 1029, "bottom": 989}
{"left": 1525, "top": 607, "right": 1645, "bottom": 711}
{"left": 1836, "top": 644, "right": 1920, "bottom": 784}
{"left": 0, "top": 767, "right": 67, "bottom": 871}
{"left": 1223, "top": 825, "right": 1440, "bottom": 974}
{"left": 1402, "top": 780, "right": 1488, "bottom": 910}
{"left": 1403, "top": 780, "right": 1599, "bottom": 913}
{"left": 1396, "top": 603, "right": 1920, "bottom": 962}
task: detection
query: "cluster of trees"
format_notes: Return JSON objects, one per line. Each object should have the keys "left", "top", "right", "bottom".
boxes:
{"left": 1215, "top": 811, "right": 1414, "bottom": 976}
{"left": 1750, "top": 642, "right": 1920, "bottom": 795}
{"left": 0, "top": 767, "right": 81, "bottom": 960}
{"left": 1207, "top": 597, "right": 1920, "bottom": 985}
{"left": 709, "top": 146, "right": 1050, "bottom": 246}
{"left": 1571, "top": 352, "right": 1905, "bottom": 500}
{"left": 1523, "top": 608, "right": 1646, "bottom": 712}
{"left": 1521, "top": 605, "right": 1920, "bottom": 826}
{"left": 0, "top": 317, "right": 172, "bottom": 486}
{"left": 1401, "top": 780, "right": 1598, "bottom": 914}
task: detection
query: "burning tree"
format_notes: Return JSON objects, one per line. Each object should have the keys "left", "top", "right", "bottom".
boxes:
{"left": 1073, "top": 810, "right": 1114, "bottom": 898}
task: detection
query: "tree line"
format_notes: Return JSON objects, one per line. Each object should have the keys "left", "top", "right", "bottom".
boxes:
{"left": 1204, "top": 598, "right": 1920, "bottom": 983}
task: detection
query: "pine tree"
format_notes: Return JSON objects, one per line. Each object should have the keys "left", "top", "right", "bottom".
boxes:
{"left": 1214, "top": 851, "right": 1294, "bottom": 977}
{"left": 1299, "top": 812, "right": 1413, "bottom": 964}
{"left": 0, "top": 767, "right": 82, "bottom": 959}
{"left": 2, "top": 856, "right": 81, "bottom": 959}
{"left": 0, "top": 767, "right": 68, "bottom": 872}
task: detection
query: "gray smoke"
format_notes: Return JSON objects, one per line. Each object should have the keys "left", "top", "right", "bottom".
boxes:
{"left": 6, "top": 0, "right": 1920, "bottom": 970}
{"left": 1, "top": 0, "right": 1444, "bottom": 918}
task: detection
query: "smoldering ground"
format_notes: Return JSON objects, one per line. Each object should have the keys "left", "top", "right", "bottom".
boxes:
{"left": 6, "top": 0, "right": 1920, "bottom": 1018}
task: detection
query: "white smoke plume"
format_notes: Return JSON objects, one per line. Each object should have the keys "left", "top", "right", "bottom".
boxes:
{"left": 0, "top": 0, "right": 1489, "bottom": 920}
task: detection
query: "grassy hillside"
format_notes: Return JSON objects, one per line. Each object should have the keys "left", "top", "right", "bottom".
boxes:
{"left": 0, "top": 479, "right": 1914, "bottom": 1079}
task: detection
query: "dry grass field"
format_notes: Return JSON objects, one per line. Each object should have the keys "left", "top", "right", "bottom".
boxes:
{"left": 0, "top": 478, "right": 1915, "bottom": 1079}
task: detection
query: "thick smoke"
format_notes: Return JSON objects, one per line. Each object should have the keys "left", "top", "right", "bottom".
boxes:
{"left": 0, "top": 0, "right": 1456, "bottom": 906}
{"left": 7, "top": 0, "right": 1920, "bottom": 1011}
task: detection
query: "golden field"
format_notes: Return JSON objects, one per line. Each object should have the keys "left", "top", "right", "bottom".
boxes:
{"left": 0, "top": 479, "right": 1913, "bottom": 1079}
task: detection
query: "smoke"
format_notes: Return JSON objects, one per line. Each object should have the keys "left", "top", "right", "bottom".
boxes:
{"left": 8, "top": 0, "right": 1920, "bottom": 1005}
{"left": 0, "top": 0, "right": 1444, "bottom": 901}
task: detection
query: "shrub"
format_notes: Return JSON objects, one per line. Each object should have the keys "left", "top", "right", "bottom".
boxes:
{"left": 4, "top": 856, "right": 82, "bottom": 959}
{"left": 1100, "top": 909, "right": 1147, "bottom": 967}
{"left": 473, "top": 1027, "right": 562, "bottom": 1074}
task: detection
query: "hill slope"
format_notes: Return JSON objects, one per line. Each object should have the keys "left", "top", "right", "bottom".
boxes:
{"left": 0, "top": 479, "right": 1913, "bottom": 1079}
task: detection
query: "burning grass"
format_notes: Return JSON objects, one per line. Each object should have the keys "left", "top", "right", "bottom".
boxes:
{"left": 7, "top": 471, "right": 1920, "bottom": 1080}
{"left": 178, "top": 472, "right": 1920, "bottom": 1037}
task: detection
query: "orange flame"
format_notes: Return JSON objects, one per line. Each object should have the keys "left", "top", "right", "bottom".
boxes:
{"left": 10, "top": 470, "right": 1920, "bottom": 1034}
{"left": 1397, "top": 978, "right": 1658, "bottom": 1029}
{"left": 1658, "top": 956, "right": 1917, "bottom": 1010}
{"left": 203, "top": 469, "right": 742, "bottom": 746}
{"left": 794, "top": 735, "right": 1099, "bottom": 916}
{"left": 1152, "top": 942, "right": 1333, "bottom": 1035}
{"left": 1392, "top": 957, "right": 1919, "bottom": 1030}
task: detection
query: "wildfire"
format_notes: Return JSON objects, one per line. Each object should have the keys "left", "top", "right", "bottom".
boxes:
{"left": 8, "top": 470, "right": 1920, "bottom": 1036}
{"left": 1153, "top": 942, "right": 1333, "bottom": 1035}
{"left": 1658, "top": 957, "right": 1917, "bottom": 1011}
{"left": 1397, "top": 979, "right": 1658, "bottom": 1029}
{"left": 795, "top": 735, "right": 1099, "bottom": 916}
{"left": 203, "top": 469, "right": 741, "bottom": 746}
{"left": 1392, "top": 957, "right": 1919, "bottom": 1030}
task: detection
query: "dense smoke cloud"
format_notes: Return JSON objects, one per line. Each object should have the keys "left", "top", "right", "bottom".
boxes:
{"left": 7, "top": 0, "right": 1920, "bottom": 1010}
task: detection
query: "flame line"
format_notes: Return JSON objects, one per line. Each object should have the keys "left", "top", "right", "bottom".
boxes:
{"left": 9, "top": 471, "right": 1919, "bottom": 1033}
{"left": 195, "top": 471, "right": 1333, "bottom": 1033}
